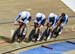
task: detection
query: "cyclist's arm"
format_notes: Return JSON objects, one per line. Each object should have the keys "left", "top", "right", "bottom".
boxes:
{"left": 61, "top": 16, "right": 68, "bottom": 27}
{"left": 38, "top": 18, "right": 43, "bottom": 24}
{"left": 48, "top": 16, "right": 50, "bottom": 23}
{"left": 23, "top": 16, "right": 31, "bottom": 23}
{"left": 39, "top": 15, "right": 46, "bottom": 24}
{"left": 14, "top": 14, "right": 21, "bottom": 24}
{"left": 65, "top": 15, "right": 68, "bottom": 24}
{"left": 28, "top": 16, "right": 32, "bottom": 22}
{"left": 52, "top": 17, "right": 56, "bottom": 27}
{"left": 34, "top": 18, "right": 38, "bottom": 23}
{"left": 15, "top": 14, "right": 21, "bottom": 21}
{"left": 23, "top": 18, "right": 28, "bottom": 23}
{"left": 63, "top": 15, "right": 68, "bottom": 24}
{"left": 47, "top": 17, "right": 53, "bottom": 27}
{"left": 56, "top": 16, "right": 62, "bottom": 24}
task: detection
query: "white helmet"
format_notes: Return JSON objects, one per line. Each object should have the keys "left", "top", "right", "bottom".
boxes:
{"left": 20, "top": 11, "right": 30, "bottom": 18}
{"left": 20, "top": 11, "right": 27, "bottom": 18}
{"left": 36, "top": 13, "right": 42, "bottom": 18}
{"left": 49, "top": 13, "right": 55, "bottom": 17}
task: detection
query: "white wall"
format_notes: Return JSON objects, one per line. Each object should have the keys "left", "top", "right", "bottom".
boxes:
{"left": 61, "top": 0, "right": 75, "bottom": 12}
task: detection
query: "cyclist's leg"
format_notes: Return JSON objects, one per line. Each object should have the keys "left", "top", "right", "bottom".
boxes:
{"left": 20, "top": 21, "right": 29, "bottom": 42}
{"left": 40, "top": 28, "right": 48, "bottom": 41}
{"left": 58, "top": 26, "right": 63, "bottom": 35}
{"left": 50, "top": 25, "right": 57, "bottom": 38}
{"left": 58, "top": 23, "right": 65, "bottom": 35}
{"left": 37, "top": 25, "right": 43, "bottom": 41}
{"left": 28, "top": 29, "right": 35, "bottom": 42}
{"left": 53, "top": 23, "right": 64, "bottom": 38}
{"left": 34, "top": 27, "right": 39, "bottom": 41}
{"left": 28, "top": 23, "right": 37, "bottom": 42}
{"left": 37, "top": 19, "right": 46, "bottom": 41}
{"left": 19, "top": 24, "right": 26, "bottom": 42}
{"left": 47, "top": 27, "right": 52, "bottom": 40}
{"left": 30, "top": 23, "right": 38, "bottom": 42}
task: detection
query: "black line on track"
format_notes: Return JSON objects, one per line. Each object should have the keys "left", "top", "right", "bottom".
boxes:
{"left": 41, "top": 45, "right": 53, "bottom": 50}
{"left": 2, "top": 38, "right": 75, "bottom": 54}
{"left": 66, "top": 41, "right": 75, "bottom": 45}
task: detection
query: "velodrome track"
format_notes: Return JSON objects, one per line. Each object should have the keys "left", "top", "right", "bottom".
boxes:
{"left": 0, "top": 16, "right": 75, "bottom": 54}
{"left": 0, "top": 0, "right": 75, "bottom": 54}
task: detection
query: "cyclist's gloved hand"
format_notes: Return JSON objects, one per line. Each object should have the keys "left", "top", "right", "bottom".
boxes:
{"left": 61, "top": 23, "right": 65, "bottom": 27}
{"left": 14, "top": 21, "right": 18, "bottom": 25}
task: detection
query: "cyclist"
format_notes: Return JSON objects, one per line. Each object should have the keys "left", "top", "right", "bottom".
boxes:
{"left": 34, "top": 12, "right": 46, "bottom": 41}
{"left": 46, "top": 13, "right": 58, "bottom": 40}
{"left": 14, "top": 11, "right": 31, "bottom": 42}
{"left": 56, "top": 13, "right": 68, "bottom": 35}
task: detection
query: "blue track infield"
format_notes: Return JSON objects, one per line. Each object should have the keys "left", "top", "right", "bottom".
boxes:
{"left": 19, "top": 41, "right": 75, "bottom": 54}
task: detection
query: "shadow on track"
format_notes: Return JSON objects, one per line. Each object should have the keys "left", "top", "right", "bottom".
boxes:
{"left": 0, "top": 36, "right": 11, "bottom": 43}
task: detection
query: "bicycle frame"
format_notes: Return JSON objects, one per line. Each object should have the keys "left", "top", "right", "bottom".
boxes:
{"left": 11, "top": 21, "right": 26, "bottom": 43}
{"left": 51, "top": 20, "right": 63, "bottom": 38}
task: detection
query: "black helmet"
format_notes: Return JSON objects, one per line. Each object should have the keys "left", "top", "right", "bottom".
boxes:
{"left": 61, "top": 13, "right": 65, "bottom": 16}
